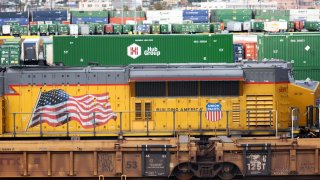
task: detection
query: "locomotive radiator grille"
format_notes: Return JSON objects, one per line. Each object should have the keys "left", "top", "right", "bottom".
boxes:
{"left": 246, "top": 95, "right": 274, "bottom": 127}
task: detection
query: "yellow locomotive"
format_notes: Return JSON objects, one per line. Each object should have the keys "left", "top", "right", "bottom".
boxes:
{"left": 0, "top": 61, "right": 319, "bottom": 138}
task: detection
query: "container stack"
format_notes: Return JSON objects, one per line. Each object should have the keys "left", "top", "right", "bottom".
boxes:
{"left": 182, "top": 10, "right": 209, "bottom": 23}
{"left": 210, "top": 9, "right": 253, "bottom": 24}
{"left": 109, "top": 11, "right": 145, "bottom": 24}
{"left": 31, "top": 10, "right": 68, "bottom": 24}
{"left": 289, "top": 9, "right": 320, "bottom": 21}
{"left": 254, "top": 10, "right": 290, "bottom": 21}
{"left": 146, "top": 10, "right": 183, "bottom": 24}
{"left": 71, "top": 11, "right": 109, "bottom": 24}
{"left": 0, "top": 12, "right": 28, "bottom": 25}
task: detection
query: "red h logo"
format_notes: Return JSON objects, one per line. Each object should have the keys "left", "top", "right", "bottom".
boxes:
{"left": 130, "top": 47, "right": 139, "bottom": 55}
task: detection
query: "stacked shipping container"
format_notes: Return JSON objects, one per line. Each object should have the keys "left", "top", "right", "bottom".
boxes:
{"left": 109, "top": 11, "right": 145, "bottom": 24}
{"left": 146, "top": 10, "right": 183, "bottom": 24}
{"left": 71, "top": 11, "right": 109, "bottom": 24}
{"left": 183, "top": 10, "right": 209, "bottom": 23}
{"left": 0, "top": 12, "right": 28, "bottom": 25}
{"left": 210, "top": 9, "right": 253, "bottom": 24}
{"left": 31, "top": 10, "right": 68, "bottom": 23}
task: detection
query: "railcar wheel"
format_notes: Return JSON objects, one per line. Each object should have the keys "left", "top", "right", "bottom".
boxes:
{"left": 173, "top": 163, "right": 194, "bottom": 180}
{"left": 218, "top": 163, "right": 237, "bottom": 180}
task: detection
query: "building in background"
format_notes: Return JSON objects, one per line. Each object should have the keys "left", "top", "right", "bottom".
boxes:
{"left": 78, "top": 0, "right": 113, "bottom": 11}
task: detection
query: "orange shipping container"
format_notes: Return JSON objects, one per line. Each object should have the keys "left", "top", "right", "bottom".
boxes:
{"left": 243, "top": 42, "right": 257, "bottom": 60}
{"left": 109, "top": 17, "right": 145, "bottom": 24}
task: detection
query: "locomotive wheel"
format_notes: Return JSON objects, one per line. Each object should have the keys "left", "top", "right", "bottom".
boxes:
{"left": 173, "top": 164, "right": 194, "bottom": 180}
{"left": 218, "top": 163, "right": 237, "bottom": 180}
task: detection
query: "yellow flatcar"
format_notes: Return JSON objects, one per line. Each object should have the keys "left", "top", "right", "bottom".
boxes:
{"left": 0, "top": 61, "right": 319, "bottom": 138}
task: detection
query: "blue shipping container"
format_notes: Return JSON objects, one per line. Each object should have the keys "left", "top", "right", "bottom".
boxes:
{"left": 0, "top": 12, "right": 28, "bottom": 18}
{"left": 0, "top": 18, "right": 28, "bottom": 25}
{"left": 138, "top": 24, "right": 150, "bottom": 34}
{"left": 233, "top": 44, "right": 244, "bottom": 62}
{"left": 31, "top": 10, "right": 68, "bottom": 17}
{"left": 183, "top": 16, "right": 208, "bottom": 23}
{"left": 32, "top": 17, "right": 68, "bottom": 22}
{"left": 183, "top": 10, "right": 208, "bottom": 16}
{"left": 71, "top": 17, "right": 108, "bottom": 24}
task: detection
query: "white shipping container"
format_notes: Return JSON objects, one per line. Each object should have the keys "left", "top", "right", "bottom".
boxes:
{"left": 69, "top": 24, "right": 79, "bottom": 35}
{"left": 290, "top": 9, "right": 320, "bottom": 16}
{"left": 143, "top": 20, "right": 153, "bottom": 25}
{"left": 233, "top": 35, "right": 257, "bottom": 43}
{"left": 242, "top": 21, "right": 251, "bottom": 31}
{"left": 79, "top": 24, "right": 90, "bottom": 35}
{"left": 278, "top": 21, "right": 288, "bottom": 30}
{"left": 45, "top": 21, "right": 53, "bottom": 25}
{"left": 147, "top": 10, "right": 183, "bottom": 18}
{"left": 227, "top": 21, "right": 242, "bottom": 32}
{"left": 2, "top": 25, "right": 10, "bottom": 35}
{"left": 290, "top": 16, "right": 320, "bottom": 21}
{"left": 264, "top": 21, "right": 287, "bottom": 32}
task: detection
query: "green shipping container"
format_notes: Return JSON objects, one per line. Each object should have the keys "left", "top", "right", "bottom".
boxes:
{"left": 151, "top": 24, "right": 160, "bottom": 34}
{"left": 258, "top": 34, "right": 320, "bottom": 67}
{"left": 255, "top": 10, "right": 289, "bottom": 16}
{"left": 39, "top": 24, "right": 49, "bottom": 35}
{"left": 252, "top": 21, "right": 264, "bottom": 31}
{"left": 0, "top": 39, "right": 20, "bottom": 66}
{"left": 58, "top": 24, "right": 69, "bottom": 35}
{"left": 20, "top": 25, "right": 28, "bottom": 35}
{"left": 304, "top": 21, "right": 320, "bottom": 31}
{"left": 195, "top": 23, "right": 210, "bottom": 33}
{"left": 160, "top": 24, "right": 171, "bottom": 34}
{"left": 211, "top": 9, "right": 252, "bottom": 16}
{"left": 122, "top": 24, "right": 132, "bottom": 34}
{"left": 292, "top": 67, "right": 320, "bottom": 81}
{"left": 211, "top": 15, "right": 252, "bottom": 23}
{"left": 11, "top": 25, "right": 21, "bottom": 35}
{"left": 95, "top": 23, "right": 104, "bottom": 34}
{"left": 71, "top": 11, "right": 108, "bottom": 18}
{"left": 254, "top": 15, "right": 289, "bottom": 21}
{"left": 113, "top": 24, "right": 122, "bottom": 34}
{"left": 29, "top": 25, "right": 39, "bottom": 35}
{"left": 48, "top": 24, "right": 58, "bottom": 35}
{"left": 210, "top": 23, "right": 222, "bottom": 33}
{"left": 53, "top": 34, "right": 233, "bottom": 66}
{"left": 287, "top": 21, "right": 294, "bottom": 30}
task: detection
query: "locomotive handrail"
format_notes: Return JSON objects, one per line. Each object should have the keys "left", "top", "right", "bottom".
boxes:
{"left": 11, "top": 109, "right": 278, "bottom": 137}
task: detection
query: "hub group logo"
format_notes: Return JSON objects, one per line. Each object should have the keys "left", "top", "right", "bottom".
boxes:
{"left": 127, "top": 43, "right": 141, "bottom": 59}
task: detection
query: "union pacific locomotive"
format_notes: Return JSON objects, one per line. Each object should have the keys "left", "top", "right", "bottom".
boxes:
{"left": 0, "top": 60, "right": 319, "bottom": 138}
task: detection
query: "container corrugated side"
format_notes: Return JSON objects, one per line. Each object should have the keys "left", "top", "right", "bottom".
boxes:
{"left": 71, "top": 11, "right": 108, "bottom": 18}
{"left": 53, "top": 34, "right": 233, "bottom": 66}
{"left": 293, "top": 67, "right": 320, "bottom": 81}
{"left": 258, "top": 34, "right": 320, "bottom": 67}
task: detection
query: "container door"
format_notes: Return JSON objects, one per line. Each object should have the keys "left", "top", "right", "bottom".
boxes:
{"left": 24, "top": 43, "right": 36, "bottom": 61}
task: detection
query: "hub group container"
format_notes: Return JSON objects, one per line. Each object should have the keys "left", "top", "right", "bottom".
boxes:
{"left": 53, "top": 34, "right": 233, "bottom": 66}
{"left": 258, "top": 34, "right": 320, "bottom": 67}
{"left": 0, "top": 39, "right": 20, "bottom": 66}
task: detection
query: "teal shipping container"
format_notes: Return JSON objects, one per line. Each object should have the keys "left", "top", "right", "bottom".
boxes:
{"left": 53, "top": 34, "right": 233, "bottom": 66}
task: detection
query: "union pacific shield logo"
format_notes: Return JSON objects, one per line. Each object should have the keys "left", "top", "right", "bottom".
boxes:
{"left": 127, "top": 43, "right": 141, "bottom": 59}
{"left": 206, "top": 103, "right": 222, "bottom": 122}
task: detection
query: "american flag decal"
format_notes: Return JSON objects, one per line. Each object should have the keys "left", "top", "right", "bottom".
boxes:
{"left": 206, "top": 103, "right": 222, "bottom": 122}
{"left": 27, "top": 89, "right": 117, "bottom": 129}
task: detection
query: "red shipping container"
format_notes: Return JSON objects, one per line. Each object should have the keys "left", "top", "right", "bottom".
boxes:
{"left": 294, "top": 21, "right": 304, "bottom": 31}
{"left": 62, "top": 21, "right": 70, "bottom": 25}
{"left": 109, "top": 17, "right": 145, "bottom": 24}
{"left": 243, "top": 42, "right": 257, "bottom": 60}
{"left": 221, "top": 22, "right": 225, "bottom": 30}
{"left": 29, "top": 21, "right": 38, "bottom": 25}
{"left": 105, "top": 24, "right": 113, "bottom": 34}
